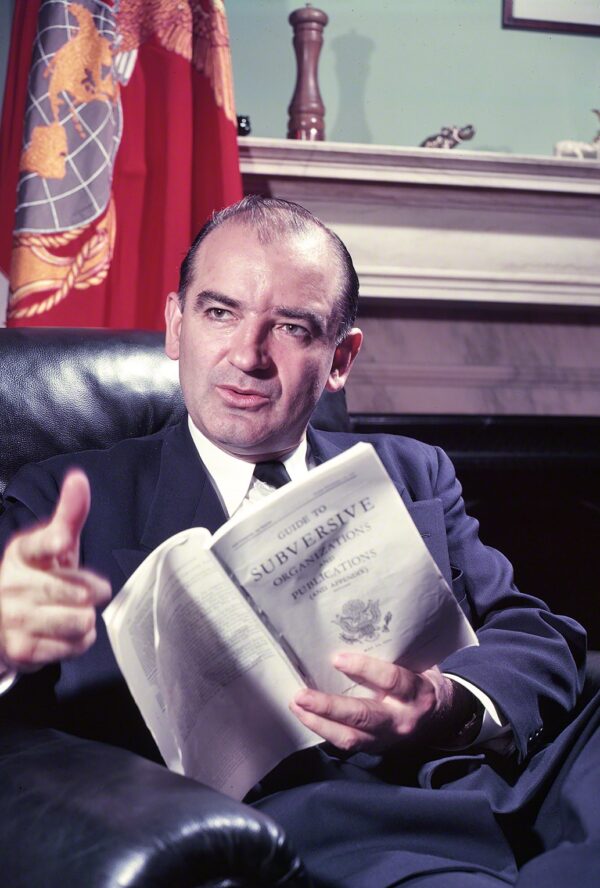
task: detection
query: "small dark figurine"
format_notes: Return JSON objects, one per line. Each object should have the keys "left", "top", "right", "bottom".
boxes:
{"left": 237, "top": 115, "right": 252, "bottom": 137}
{"left": 420, "top": 124, "right": 475, "bottom": 149}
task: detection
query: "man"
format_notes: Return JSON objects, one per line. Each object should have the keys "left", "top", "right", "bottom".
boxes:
{"left": 0, "top": 197, "right": 597, "bottom": 886}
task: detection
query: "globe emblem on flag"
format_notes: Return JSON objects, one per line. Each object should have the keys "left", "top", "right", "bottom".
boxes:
{"left": 16, "top": 1, "right": 121, "bottom": 233}
{"left": 9, "top": 1, "right": 123, "bottom": 320}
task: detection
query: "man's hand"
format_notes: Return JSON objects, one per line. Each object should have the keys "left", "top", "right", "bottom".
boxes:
{"left": 290, "top": 651, "right": 475, "bottom": 754}
{"left": 0, "top": 469, "right": 111, "bottom": 673}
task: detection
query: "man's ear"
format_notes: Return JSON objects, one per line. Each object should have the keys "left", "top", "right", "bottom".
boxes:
{"left": 165, "top": 291, "right": 182, "bottom": 360}
{"left": 325, "top": 328, "right": 363, "bottom": 392}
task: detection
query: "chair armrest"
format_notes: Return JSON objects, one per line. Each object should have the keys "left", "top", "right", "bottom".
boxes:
{"left": 0, "top": 723, "right": 310, "bottom": 888}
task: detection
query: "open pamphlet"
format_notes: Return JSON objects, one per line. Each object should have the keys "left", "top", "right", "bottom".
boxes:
{"left": 103, "top": 442, "right": 477, "bottom": 800}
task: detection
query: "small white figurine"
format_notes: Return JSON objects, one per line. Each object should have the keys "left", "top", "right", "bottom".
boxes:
{"left": 554, "top": 110, "right": 600, "bottom": 159}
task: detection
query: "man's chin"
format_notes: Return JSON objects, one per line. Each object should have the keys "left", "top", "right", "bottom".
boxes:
{"left": 204, "top": 421, "right": 300, "bottom": 461}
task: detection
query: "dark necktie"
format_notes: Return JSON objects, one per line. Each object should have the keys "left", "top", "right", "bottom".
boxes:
{"left": 253, "top": 460, "right": 291, "bottom": 490}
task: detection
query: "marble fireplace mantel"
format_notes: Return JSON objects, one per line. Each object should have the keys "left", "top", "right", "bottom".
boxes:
{"left": 238, "top": 137, "right": 600, "bottom": 309}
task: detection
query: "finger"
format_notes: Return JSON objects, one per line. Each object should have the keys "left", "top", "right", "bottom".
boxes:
{"left": 333, "top": 651, "right": 415, "bottom": 699}
{"left": 17, "top": 469, "right": 91, "bottom": 567}
{"left": 1, "top": 565, "right": 111, "bottom": 608}
{"left": 290, "top": 697, "right": 374, "bottom": 752}
{"left": 9, "top": 625, "right": 98, "bottom": 672}
{"left": 40, "top": 568, "right": 111, "bottom": 607}
{"left": 32, "top": 604, "right": 97, "bottom": 642}
{"left": 50, "top": 469, "right": 91, "bottom": 566}
{"left": 53, "top": 469, "right": 91, "bottom": 542}
{"left": 4, "top": 602, "right": 97, "bottom": 644}
{"left": 2, "top": 607, "right": 97, "bottom": 670}
{"left": 294, "top": 687, "right": 378, "bottom": 729}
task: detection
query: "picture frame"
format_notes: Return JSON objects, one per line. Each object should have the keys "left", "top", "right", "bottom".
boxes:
{"left": 503, "top": 1, "right": 600, "bottom": 35}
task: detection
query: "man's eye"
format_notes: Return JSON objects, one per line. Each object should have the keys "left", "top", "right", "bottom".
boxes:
{"left": 206, "top": 307, "right": 232, "bottom": 320}
{"left": 279, "top": 323, "right": 309, "bottom": 338}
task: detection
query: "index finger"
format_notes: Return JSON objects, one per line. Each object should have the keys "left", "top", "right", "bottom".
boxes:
{"left": 333, "top": 651, "right": 414, "bottom": 699}
{"left": 17, "top": 469, "right": 91, "bottom": 567}
{"left": 53, "top": 469, "right": 91, "bottom": 543}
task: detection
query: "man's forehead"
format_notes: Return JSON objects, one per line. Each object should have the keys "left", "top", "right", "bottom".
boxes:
{"left": 182, "top": 220, "right": 346, "bottom": 334}
{"left": 193, "top": 219, "right": 333, "bottom": 267}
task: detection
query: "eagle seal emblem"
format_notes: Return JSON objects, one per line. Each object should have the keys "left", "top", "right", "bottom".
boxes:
{"left": 332, "top": 599, "right": 392, "bottom": 645}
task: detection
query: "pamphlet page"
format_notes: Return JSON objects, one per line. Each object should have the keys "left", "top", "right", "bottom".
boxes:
{"left": 104, "top": 529, "right": 318, "bottom": 800}
{"left": 210, "top": 443, "right": 477, "bottom": 696}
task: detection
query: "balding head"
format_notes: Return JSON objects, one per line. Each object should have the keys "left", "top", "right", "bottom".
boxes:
{"left": 178, "top": 196, "right": 359, "bottom": 343}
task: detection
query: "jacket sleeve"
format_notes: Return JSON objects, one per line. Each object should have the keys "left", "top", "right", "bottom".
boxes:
{"left": 429, "top": 444, "right": 587, "bottom": 762}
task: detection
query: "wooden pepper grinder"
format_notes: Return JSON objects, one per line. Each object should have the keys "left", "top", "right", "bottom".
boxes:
{"left": 287, "top": 4, "right": 329, "bottom": 140}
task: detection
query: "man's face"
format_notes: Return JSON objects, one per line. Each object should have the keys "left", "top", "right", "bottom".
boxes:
{"left": 165, "top": 221, "right": 362, "bottom": 461}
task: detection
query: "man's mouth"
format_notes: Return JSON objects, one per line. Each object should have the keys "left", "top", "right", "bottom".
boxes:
{"left": 216, "top": 385, "right": 271, "bottom": 409}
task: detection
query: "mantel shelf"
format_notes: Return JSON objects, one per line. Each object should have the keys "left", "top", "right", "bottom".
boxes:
{"left": 239, "top": 137, "right": 600, "bottom": 309}
{"left": 239, "top": 136, "right": 600, "bottom": 196}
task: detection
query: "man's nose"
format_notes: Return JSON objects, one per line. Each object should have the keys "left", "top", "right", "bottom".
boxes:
{"left": 227, "top": 321, "right": 272, "bottom": 372}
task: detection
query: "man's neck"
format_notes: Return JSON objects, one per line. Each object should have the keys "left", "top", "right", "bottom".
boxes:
{"left": 187, "top": 416, "right": 309, "bottom": 516}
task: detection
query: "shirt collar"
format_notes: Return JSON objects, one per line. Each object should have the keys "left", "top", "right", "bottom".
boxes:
{"left": 187, "top": 416, "right": 310, "bottom": 516}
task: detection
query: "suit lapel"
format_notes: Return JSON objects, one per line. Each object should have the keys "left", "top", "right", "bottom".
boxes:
{"left": 113, "top": 418, "right": 228, "bottom": 581}
{"left": 406, "top": 499, "right": 452, "bottom": 587}
{"left": 307, "top": 426, "right": 452, "bottom": 586}
{"left": 308, "top": 425, "right": 412, "bottom": 506}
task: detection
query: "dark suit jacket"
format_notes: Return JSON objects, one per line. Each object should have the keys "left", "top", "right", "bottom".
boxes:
{"left": 0, "top": 416, "right": 587, "bottom": 788}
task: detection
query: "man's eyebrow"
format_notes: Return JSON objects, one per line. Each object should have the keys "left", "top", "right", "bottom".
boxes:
{"left": 192, "top": 290, "right": 240, "bottom": 311}
{"left": 192, "top": 292, "right": 330, "bottom": 335}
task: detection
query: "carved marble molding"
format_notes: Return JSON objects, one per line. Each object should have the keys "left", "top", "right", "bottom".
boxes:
{"left": 357, "top": 267, "right": 600, "bottom": 306}
{"left": 239, "top": 137, "right": 600, "bottom": 309}
{"left": 351, "top": 360, "right": 600, "bottom": 390}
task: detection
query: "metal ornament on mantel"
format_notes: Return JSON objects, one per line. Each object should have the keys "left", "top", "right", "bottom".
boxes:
{"left": 287, "top": 4, "right": 328, "bottom": 141}
{"left": 420, "top": 124, "right": 475, "bottom": 149}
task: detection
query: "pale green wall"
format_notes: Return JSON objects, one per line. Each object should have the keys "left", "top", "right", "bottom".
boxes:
{"left": 227, "top": 0, "right": 600, "bottom": 155}
{"left": 1, "top": 1, "right": 599, "bottom": 155}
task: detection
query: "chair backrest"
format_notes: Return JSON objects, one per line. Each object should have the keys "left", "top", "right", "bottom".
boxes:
{"left": 0, "top": 328, "right": 350, "bottom": 497}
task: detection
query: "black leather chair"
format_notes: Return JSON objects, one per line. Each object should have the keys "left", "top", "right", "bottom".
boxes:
{"left": 0, "top": 328, "right": 353, "bottom": 888}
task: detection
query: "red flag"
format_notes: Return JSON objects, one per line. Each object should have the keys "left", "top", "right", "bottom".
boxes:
{"left": 0, "top": 0, "right": 241, "bottom": 329}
